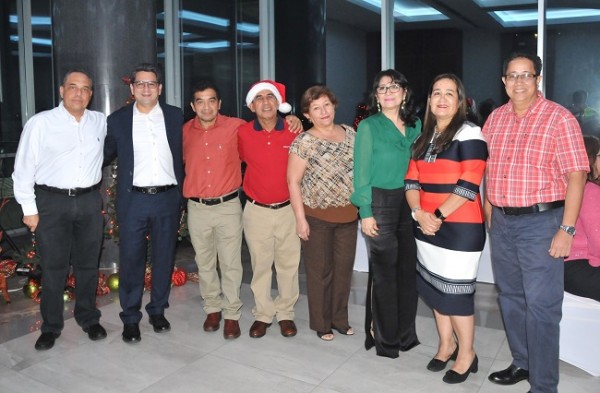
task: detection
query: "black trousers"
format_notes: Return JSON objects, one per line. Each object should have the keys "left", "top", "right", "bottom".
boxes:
{"left": 364, "top": 187, "right": 419, "bottom": 358}
{"left": 564, "top": 259, "right": 600, "bottom": 302}
{"left": 36, "top": 188, "right": 103, "bottom": 333}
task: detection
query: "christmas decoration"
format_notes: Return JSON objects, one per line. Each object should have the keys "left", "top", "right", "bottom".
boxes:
{"left": 0, "top": 273, "right": 9, "bottom": 303}
{"left": 353, "top": 103, "right": 369, "bottom": 130}
{"left": 171, "top": 267, "right": 187, "bottom": 287}
{"left": 187, "top": 272, "right": 199, "bottom": 283}
{"left": 0, "top": 259, "right": 16, "bottom": 277}
{"left": 23, "top": 279, "right": 40, "bottom": 299}
{"left": 144, "top": 265, "right": 152, "bottom": 291}
{"left": 103, "top": 161, "right": 119, "bottom": 242}
{"left": 106, "top": 273, "right": 119, "bottom": 292}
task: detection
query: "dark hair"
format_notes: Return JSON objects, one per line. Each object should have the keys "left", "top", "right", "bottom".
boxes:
{"left": 583, "top": 135, "right": 600, "bottom": 183}
{"left": 502, "top": 52, "right": 542, "bottom": 76}
{"left": 62, "top": 69, "right": 93, "bottom": 89}
{"left": 368, "top": 69, "right": 418, "bottom": 127}
{"left": 190, "top": 80, "right": 221, "bottom": 102}
{"left": 412, "top": 73, "right": 468, "bottom": 160}
{"left": 130, "top": 63, "right": 162, "bottom": 84}
{"left": 300, "top": 85, "right": 338, "bottom": 114}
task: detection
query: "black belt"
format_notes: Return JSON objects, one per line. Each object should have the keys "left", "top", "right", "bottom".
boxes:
{"left": 35, "top": 182, "right": 101, "bottom": 197}
{"left": 190, "top": 190, "right": 239, "bottom": 206}
{"left": 497, "top": 200, "right": 565, "bottom": 216}
{"left": 246, "top": 196, "right": 290, "bottom": 209}
{"left": 132, "top": 185, "right": 176, "bottom": 194}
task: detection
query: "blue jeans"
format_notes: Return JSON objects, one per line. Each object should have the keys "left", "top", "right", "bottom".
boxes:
{"left": 490, "top": 206, "right": 564, "bottom": 393}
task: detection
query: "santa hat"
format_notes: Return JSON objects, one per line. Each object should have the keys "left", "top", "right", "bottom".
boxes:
{"left": 245, "top": 80, "right": 292, "bottom": 114}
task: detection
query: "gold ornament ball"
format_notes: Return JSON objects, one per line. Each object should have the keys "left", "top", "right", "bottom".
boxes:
{"left": 23, "top": 283, "right": 39, "bottom": 298}
{"left": 107, "top": 273, "right": 119, "bottom": 292}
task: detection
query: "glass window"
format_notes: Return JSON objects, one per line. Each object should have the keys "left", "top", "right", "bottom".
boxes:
{"left": 1, "top": 0, "right": 22, "bottom": 157}
{"left": 32, "top": 0, "right": 53, "bottom": 112}
{"left": 180, "top": 0, "right": 259, "bottom": 120}
{"left": 546, "top": 0, "right": 600, "bottom": 138}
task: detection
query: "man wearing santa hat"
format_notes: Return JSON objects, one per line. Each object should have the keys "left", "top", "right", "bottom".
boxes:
{"left": 238, "top": 80, "right": 301, "bottom": 338}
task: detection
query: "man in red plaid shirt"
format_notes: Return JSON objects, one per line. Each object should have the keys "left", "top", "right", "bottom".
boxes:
{"left": 483, "top": 52, "right": 588, "bottom": 393}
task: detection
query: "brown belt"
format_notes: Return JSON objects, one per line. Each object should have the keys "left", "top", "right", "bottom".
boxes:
{"left": 246, "top": 196, "right": 290, "bottom": 209}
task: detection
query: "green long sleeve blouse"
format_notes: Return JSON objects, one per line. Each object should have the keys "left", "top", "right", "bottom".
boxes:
{"left": 350, "top": 112, "right": 421, "bottom": 218}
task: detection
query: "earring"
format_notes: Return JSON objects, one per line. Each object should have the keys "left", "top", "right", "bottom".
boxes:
{"left": 377, "top": 102, "right": 381, "bottom": 112}
{"left": 401, "top": 98, "right": 406, "bottom": 111}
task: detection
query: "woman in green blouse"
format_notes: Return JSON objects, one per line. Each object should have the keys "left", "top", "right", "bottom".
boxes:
{"left": 351, "top": 69, "right": 422, "bottom": 358}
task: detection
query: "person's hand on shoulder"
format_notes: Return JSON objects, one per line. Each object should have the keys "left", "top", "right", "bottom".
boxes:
{"left": 286, "top": 115, "right": 303, "bottom": 133}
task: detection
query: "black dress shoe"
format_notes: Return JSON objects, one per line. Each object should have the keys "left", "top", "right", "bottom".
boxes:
{"left": 149, "top": 314, "right": 171, "bottom": 333}
{"left": 83, "top": 323, "right": 107, "bottom": 341}
{"left": 122, "top": 323, "right": 141, "bottom": 343}
{"left": 427, "top": 345, "right": 459, "bottom": 372}
{"left": 35, "top": 332, "right": 61, "bottom": 351}
{"left": 488, "top": 364, "right": 529, "bottom": 385}
{"left": 443, "top": 355, "right": 478, "bottom": 384}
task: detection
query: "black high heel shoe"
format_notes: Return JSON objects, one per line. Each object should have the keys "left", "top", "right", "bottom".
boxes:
{"left": 442, "top": 355, "right": 478, "bottom": 384}
{"left": 426, "top": 344, "right": 459, "bottom": 372}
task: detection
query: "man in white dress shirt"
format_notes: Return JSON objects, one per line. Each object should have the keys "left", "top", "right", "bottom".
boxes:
{"left": 104, "top": 63, "right": 184, "bottom": 343}
{"left": 12, "top": 70, "right": 108, "bottom": 350}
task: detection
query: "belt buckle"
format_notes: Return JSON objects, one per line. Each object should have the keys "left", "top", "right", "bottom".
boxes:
{"left": 147, "top": 187, "right": 158, "bottom": 195}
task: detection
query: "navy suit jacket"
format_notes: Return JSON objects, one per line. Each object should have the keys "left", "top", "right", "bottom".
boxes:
{"left": 104, "top": 102, "right": 184, "bottom": 221}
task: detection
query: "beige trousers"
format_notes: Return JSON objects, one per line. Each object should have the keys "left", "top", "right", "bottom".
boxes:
{"left": 187, "top": 197, "right": 243, "bottom": 320}
{"left": 242, "top": 202, "right": 300, "bottom": 322}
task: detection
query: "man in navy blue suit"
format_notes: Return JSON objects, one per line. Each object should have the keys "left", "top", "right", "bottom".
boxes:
{"left": 104, "top": 63, "right": 184, "bottom": 343}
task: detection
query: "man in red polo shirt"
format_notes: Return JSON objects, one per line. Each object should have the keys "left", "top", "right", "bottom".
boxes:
{"left": 238, "top": 80, "right": 301, "bottom": 339}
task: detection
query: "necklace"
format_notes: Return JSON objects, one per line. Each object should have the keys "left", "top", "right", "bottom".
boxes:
{"left": 424, "top": 130, "right": 441, "bottom": 163}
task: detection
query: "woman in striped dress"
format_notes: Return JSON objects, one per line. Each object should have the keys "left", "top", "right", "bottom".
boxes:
{"left": 405, "top": 74, "right": 487, "bottom": 384}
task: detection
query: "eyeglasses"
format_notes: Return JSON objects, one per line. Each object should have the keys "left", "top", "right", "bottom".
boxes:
{"left": 133, "top": 80, "right": 159, "bottom": 90}
{"left": 504, "top": 72, "right": 537, "bottom": 83}
{"left": 376, "top": 83, "right": 402, "bottom": 94}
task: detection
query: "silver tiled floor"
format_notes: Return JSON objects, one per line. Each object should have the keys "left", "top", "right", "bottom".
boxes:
{"left": 0, "top": 242, "right": 598, "bottom": 392}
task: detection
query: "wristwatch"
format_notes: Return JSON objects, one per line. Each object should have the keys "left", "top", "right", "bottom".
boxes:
{"left": 559, "top": 224, "right": 576, "bottom": 236}
{"left": 434, "top": 208, "right": 446, "bottom": 221}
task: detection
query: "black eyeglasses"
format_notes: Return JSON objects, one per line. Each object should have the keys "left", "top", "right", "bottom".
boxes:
{"left": 376, "top": 83, "right": 402, "bottom": 94}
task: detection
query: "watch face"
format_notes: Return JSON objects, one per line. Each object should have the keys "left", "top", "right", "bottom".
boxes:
{"left": 561, "top": 225, "right": 576, "bottom": 236}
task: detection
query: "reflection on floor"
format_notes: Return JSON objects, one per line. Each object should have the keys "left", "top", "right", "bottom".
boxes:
{"left": 0, "top": 240, "right": 597, "bottom": 392}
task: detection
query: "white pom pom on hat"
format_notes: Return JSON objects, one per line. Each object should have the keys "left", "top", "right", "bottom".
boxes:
{"left": 245, "top": 80, "right": 292, "bottom": 114}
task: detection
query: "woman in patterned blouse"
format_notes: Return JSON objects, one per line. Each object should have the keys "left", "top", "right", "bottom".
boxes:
{"left": 287, "top": 85, "right": 358, "bottom": 341}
